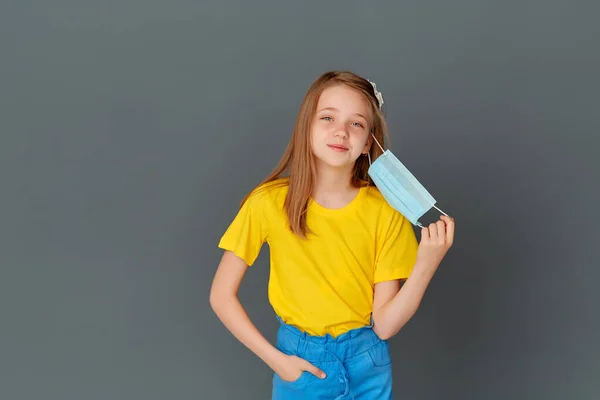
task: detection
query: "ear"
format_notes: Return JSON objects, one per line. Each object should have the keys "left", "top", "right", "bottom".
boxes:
{"left": 362, "top": 133, "right": 373, "bottom": 155}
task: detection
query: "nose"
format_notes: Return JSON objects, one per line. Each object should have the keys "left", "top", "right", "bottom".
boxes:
{"left": 334, "top": 125, "right": 349, "bottom": 139}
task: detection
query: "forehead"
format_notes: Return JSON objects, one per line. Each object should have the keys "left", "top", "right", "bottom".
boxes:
{"left": 316, "top": 84, "right": 372, "bottom": 119}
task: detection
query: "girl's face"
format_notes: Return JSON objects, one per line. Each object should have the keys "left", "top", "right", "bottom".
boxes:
{"left": 310, "top": 84, "right": 373, "bottom": 172}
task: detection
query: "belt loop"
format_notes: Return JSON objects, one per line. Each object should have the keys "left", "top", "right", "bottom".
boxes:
{"left": 296, "top": 330, "right": 307, "bottom": 358}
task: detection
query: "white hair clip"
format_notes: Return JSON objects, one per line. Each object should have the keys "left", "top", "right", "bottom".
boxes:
{"left": 368, "top": 79, "right": 384, "bottom": 110}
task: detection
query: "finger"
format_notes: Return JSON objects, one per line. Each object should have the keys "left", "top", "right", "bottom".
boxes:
{"left": 420, "top": 226, "right": 429, "bottom": 242}
{"left": 428, "top": 223, "right": 438, "bottom": 241}
{"left": 441, "top": 216, "right": 454, "bottom": 245}
{"left": 440, "top": 215, "right": 454, "bottom": 225}
{"left": 436, "top": 220, "right": 446, "bottom": 244}
{"left": 303, "top": 360, "right": 326, "bottom": 379}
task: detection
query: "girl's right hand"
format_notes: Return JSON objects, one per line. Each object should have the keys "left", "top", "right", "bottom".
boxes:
{"left": 276, "top": 354, "right": 326, "bottom": 382}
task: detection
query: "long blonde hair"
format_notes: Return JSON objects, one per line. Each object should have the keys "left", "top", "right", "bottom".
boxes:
{"left": 242, "top": 71, "right": 389, "bottom": 237}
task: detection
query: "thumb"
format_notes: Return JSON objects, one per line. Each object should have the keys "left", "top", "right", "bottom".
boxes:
{"left": 303, "top": 360, "right": 326, "bottom": 379}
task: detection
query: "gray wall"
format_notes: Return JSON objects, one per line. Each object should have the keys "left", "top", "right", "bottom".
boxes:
{"left": 1, "top": 1, "right": 598, "bottom": 399}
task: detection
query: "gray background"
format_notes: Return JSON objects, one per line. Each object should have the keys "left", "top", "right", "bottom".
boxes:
{"left": 1, "top": 1, "right": 598, "bottom": 399}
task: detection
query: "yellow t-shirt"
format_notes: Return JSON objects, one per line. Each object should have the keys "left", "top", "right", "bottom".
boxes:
{"left": 218, "top": 178, "right": 418, "bottom": 338}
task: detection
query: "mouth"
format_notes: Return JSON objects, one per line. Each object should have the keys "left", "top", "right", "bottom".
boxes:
{"left": 327, "top": 144, "right": 349, "bottom": 152}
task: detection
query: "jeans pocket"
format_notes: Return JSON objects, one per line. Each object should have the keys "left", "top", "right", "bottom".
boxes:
{"left": 275, "top": 370, "right": 312, "bottom": 387}
{"left": 366, "top": 339, "right": 392, "bottom": 368}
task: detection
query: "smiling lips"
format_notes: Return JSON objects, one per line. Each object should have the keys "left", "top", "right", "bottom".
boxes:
{"left": 327, "top": 144, "right": 349, "bottom": 152}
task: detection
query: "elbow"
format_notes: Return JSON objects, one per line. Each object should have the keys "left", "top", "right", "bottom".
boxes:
{"left": 376, "top": 331, "right": 392, "bottom": 341}
{"left": 372, "top": 307, "right": 419, "bottom": 341}
{"left": 209, "top": 285, "right": 223, "bottom": 313}
{"left": 209, "top": 290, "right": 218, "bottom": 312}
{"left": 374, "top": 325, "right": 395, "bottom": 341}
{"left": 372, "top": 315, "right": 396, "bottom": 340}
{"left": 209, "top": 285, "right": 236, "bottom": 316}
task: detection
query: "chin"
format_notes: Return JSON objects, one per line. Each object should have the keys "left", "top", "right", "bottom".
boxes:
{"left": 314, "top": 155, "right": 356, "bottom": 170}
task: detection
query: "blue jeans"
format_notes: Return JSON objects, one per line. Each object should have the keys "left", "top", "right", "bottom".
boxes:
{"left": 272, "top": 316, "right": 393, "bottom": 400}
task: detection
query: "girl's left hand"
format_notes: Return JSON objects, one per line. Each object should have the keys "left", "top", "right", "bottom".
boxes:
{"left": 416, "top": 215, "right": 455, "bottom": 271}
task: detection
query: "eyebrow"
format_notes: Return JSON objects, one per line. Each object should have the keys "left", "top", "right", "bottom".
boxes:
{"left": 318, "top": 107, "right": 368, "bottom": 121}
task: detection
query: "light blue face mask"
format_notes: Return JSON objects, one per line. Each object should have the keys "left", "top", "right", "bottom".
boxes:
{"left": 367, "top": 134, "right": 448, "bottom": 227}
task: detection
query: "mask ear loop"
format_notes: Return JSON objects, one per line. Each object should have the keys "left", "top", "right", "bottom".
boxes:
{"left": 369, "top": 134, "right": 450, "bottom": 227}
{"left": 370, "top": 133, "right": 386, "bottom": 153}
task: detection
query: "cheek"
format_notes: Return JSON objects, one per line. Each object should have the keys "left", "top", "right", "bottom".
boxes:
{"left": 353, "top": 131, "right": 369, "bottom": 147}
{"left": 309, "top": 126, "right": 322, "bottom": 149}
{"left": 310, "top": 123, "right": 328, "bottom": 140}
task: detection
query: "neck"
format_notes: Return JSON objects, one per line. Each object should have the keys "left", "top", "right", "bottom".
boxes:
{"left": 312, "top": 163, "right": 355, "bottom": 196}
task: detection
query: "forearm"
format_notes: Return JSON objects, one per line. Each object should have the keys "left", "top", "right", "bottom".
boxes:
{"left": 210, "top": 293, "right": 284, "bottom": 371}
{"left": 372, "top": 261, "right": 437, "bottom": 340}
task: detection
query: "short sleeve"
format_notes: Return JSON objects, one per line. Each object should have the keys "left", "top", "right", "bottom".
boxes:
{"left": 374, "top": 210, "right": 418, "bottom": 283}
{"left": 218, "top": 191, "right": 268, "bottom": 267}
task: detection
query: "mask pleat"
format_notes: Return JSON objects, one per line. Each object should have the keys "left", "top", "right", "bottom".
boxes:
{"left": 368, "top": 150, "right": 440, "bottom": 226}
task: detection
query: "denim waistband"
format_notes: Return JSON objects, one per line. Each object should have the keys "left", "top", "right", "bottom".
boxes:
{"left": 275, "top": 316, "right": 383, "bottom": 364}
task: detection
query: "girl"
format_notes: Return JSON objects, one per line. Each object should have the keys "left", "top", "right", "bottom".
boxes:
{"left": 210, "top": 71, "right": 454, "bottom": 399}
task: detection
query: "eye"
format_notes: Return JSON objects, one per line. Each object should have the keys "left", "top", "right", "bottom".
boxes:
{"left": 352, "top": 122, "right": 364, "bottom": 128}
{"left": 321, "top": 116, "right": 332, "bottom": 121}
